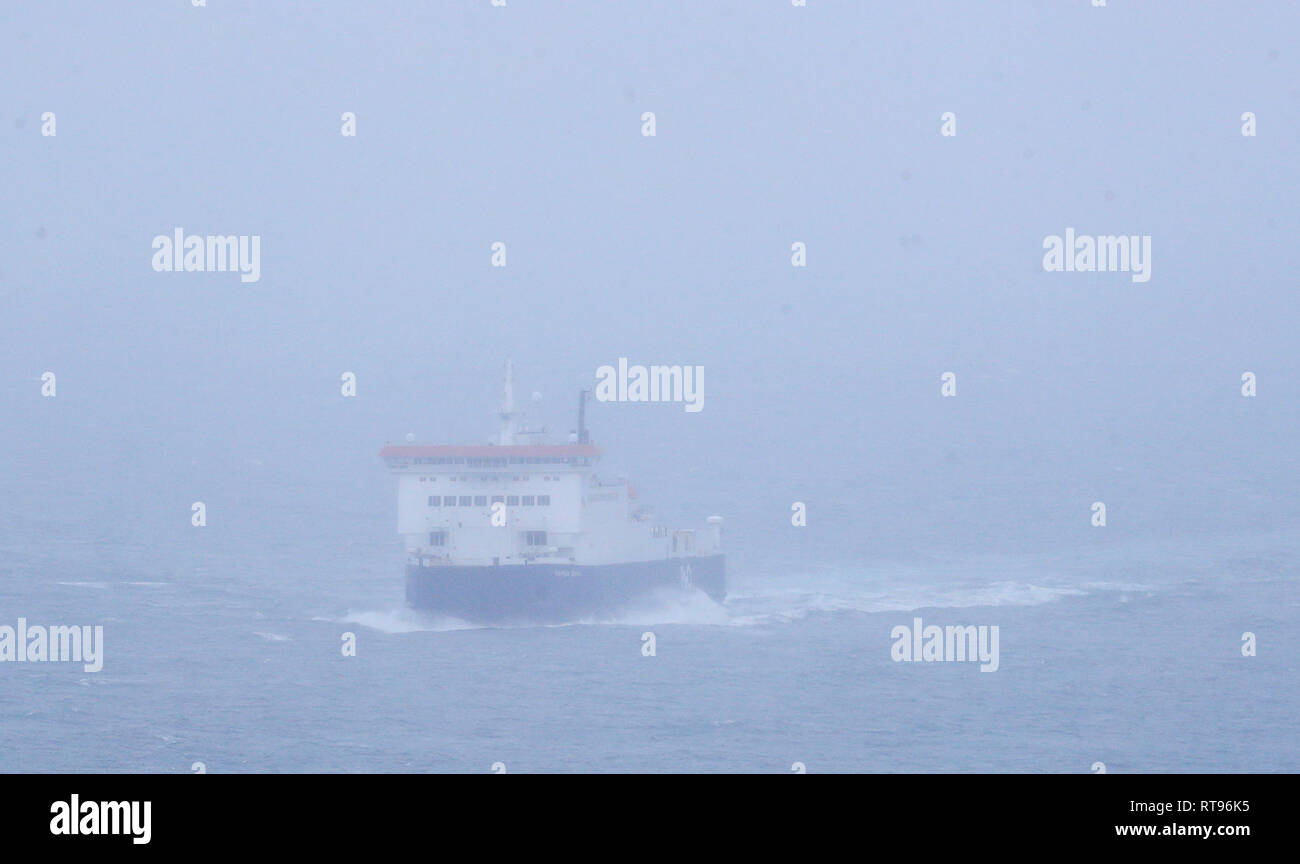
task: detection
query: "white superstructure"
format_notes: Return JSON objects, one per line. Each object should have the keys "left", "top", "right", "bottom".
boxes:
{"left": 381, "top": 363, "right": 722, "bottom": 568}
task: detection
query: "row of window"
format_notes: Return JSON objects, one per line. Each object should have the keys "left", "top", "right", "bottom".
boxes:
{"left": 428, "top": 495, "right": 552, "bottom": 507}
{"left": 427, "top": 530, "right": 548, "bottom": 547}
{"left": 409, "top": 457, "right": 593, "bottom": 466}
{"left": 419, "top": 475, "right": 563, "bottom": 482}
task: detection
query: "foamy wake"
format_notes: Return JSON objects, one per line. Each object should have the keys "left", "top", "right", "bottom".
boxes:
{"left": 717, "top": 580, "right": 1087, "bottom": 626}
{"left": 56, "top": 580, "right": 170, "bottom": 589}
{"left": 330, "top": 608, "right": 481, "bottom": 633}
{"left": 333, "top": 569, "right": 1100, "bottom": 632}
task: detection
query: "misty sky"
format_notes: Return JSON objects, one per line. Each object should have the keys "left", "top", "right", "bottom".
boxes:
{"left": 3, "top": 2, "right": 1297, "bottom": 569}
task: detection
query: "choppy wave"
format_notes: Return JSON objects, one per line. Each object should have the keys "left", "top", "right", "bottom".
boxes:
{"left": 333, "top": 608, "right": 481, "bottom": 633}
{"left": 336, "top": 566, "right": 1100, "bottom": 631}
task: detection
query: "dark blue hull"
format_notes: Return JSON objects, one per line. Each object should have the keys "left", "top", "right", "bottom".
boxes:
{"left": 405, "top": 554, "right": 725, "bottom": 623}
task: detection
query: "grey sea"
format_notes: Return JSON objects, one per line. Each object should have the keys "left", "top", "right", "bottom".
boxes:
{"left": 2, "top": 379, "right": 1296, "bottom": 773}
{"left": 3, "top": 1, "right": 1298, "bottom": 774}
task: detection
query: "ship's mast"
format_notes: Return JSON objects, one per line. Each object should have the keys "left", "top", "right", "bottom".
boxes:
{"left": 577, "top": 388, "right": 591, "bottom": 444}
{"left": 496, "top": 359, "right": 521, "bottom": 445}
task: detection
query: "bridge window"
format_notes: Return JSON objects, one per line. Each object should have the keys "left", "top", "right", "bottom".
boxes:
{"left": 458, "top": 496, "right": 472, "bottom": 506}
{"left": 538, "top": 495, "right": 550, "bottom": 506}
{"left": 524, "top": 531, "right": 547, "bottom": 546}
{"left": 428, "top": 531, "right": 447, "bottom": 546}
{"left": 474, "top": 496, "right": 487, "bottom": 506}
{"left": 522, "top": 496, "right": 535, "bottom": 506}
{"left": 428, "top": 496, "right": 440, "bottom": 506}
{"left": 507, "top": 495, "right": 519, "bottom": 506}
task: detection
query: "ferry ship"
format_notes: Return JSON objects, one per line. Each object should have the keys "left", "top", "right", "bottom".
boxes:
{"left": 380, "top": 363, "right": 725, "bottom": 622}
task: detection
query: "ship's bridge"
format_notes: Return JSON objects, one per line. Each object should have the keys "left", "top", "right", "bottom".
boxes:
{"left": 378, "top": 361, "right": 683, "bottom": 566}
{"left": 381, "top": 443, "right": 629, "bottom": 565}
{"left": 380, "top": 444, "right": 601, "bottom": 470}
